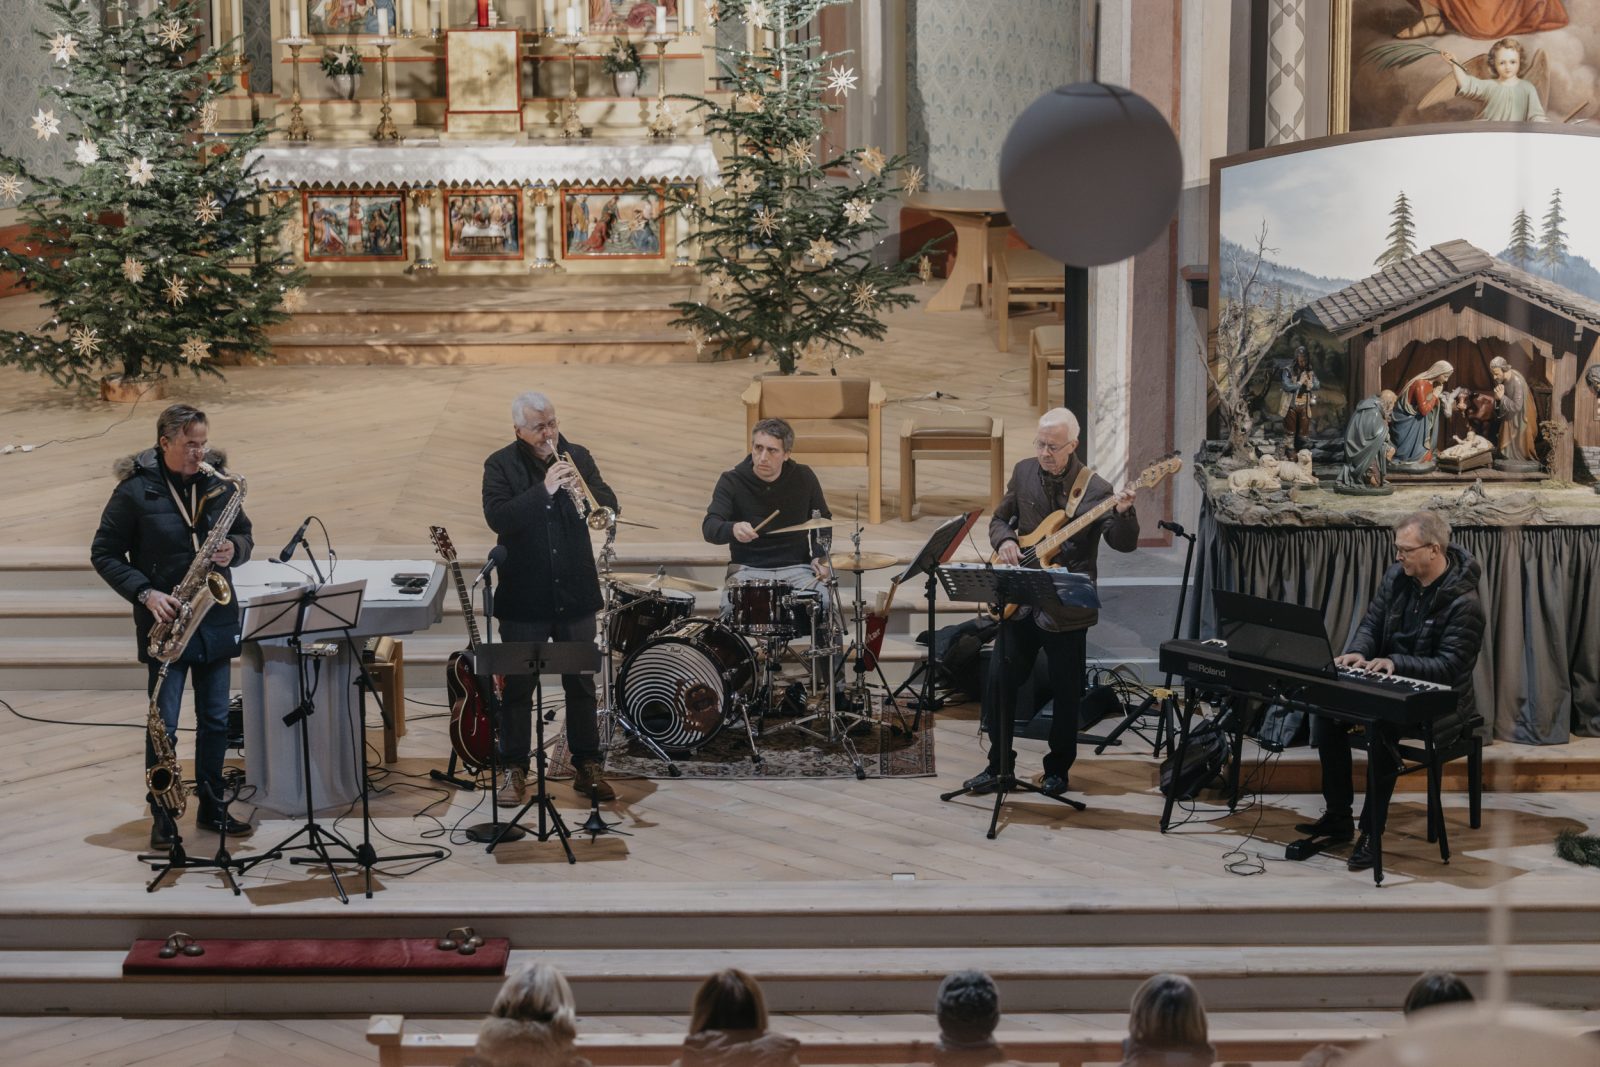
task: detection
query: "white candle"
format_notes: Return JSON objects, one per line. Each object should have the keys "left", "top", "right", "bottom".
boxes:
{"left": 399, "top": 0, "right": 411, "bottom": 31}
{"left": 681, "top": 0, "right": 693, "bottom": 33}
{"left": 566, "top": 3, "right": 577, "bottom": 34}
{"left": 654, "top": 4, "right": 666, "bottom": 34}
{"left": 288, "top": 1, "right": 300, "bottom": 37}
{"left": 229, "top": 0, "right": 242, "bottom": 40}
{"left": 543, "top": 0, "right": 556, "bottom": 31}
{"left": 377, "top": 7, "right": 389, "bottom": 35}
{"left": 210, "top": 0, "right": 223, "bottom": 45}
{"left": 428, "top": 0, "right": 440, "bottom": 31}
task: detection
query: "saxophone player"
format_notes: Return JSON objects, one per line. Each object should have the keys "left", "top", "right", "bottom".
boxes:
{"left": 482, "top": 392, "right": 619, "bottom": 805}
{"left": 91, "top": 404, "right": 255, "bottom": 850}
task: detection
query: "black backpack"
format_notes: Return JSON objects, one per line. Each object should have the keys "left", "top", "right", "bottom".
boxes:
{"left": 1160, "top": 717, "right": 1229, "bottom": 800}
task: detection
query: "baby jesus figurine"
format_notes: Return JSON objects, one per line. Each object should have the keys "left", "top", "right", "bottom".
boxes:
{"left": 1439, "top": 431, "right": 1493, "bottom": 461}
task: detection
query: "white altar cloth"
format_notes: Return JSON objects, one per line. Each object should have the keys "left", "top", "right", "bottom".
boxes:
{"left": 246, "top": 139, "right": 722, "bottom": 189}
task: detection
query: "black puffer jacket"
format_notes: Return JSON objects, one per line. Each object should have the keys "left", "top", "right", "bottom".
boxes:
{"left": 89, "top": 448, "right": 254, "bottom": 664}
{"left": 482, "top": 435, "right": 618, "bottom": 623}
{"left": 1345, "top": 542, "right": 1486, "bottom": 729}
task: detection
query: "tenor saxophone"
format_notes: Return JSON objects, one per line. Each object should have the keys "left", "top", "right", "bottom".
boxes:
{"left": 145, "top": 460, "right": 246, "bottom": 815}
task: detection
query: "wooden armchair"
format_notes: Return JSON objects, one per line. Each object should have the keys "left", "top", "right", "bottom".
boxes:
{"left": 740, "top": 376, "right": 885, "bottom": 524}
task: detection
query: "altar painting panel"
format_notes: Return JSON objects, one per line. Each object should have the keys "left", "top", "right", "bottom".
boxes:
{"left": 587, "top": 0, "right": 680, "bottom": 33}
{"left": 444, "top": 189, "right": 523, "bottom": 260}
{"left": 561, "top": 186, "right": 664, "bottom": 259}
{"left": 309, "top": 0, "right": 397, "bottom": 36}
{"left": 304, "top": 190, "right": 407, "bottom": 262}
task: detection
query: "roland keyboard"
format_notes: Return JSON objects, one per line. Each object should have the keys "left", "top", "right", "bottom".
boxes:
{"left": 1158, "top": 637, "right": 1457, "bottom": 728}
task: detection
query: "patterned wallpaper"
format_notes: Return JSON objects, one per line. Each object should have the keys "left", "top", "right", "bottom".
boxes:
{"left": 0, "top": 0, "right": 75, "bottom": 182}
{"left": 906, "top": 0, "right": 1083, "bottom": 191}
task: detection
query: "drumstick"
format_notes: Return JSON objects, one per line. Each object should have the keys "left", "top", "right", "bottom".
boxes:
{"left": 751, "top": 509, "right": 780, "bottom": 534}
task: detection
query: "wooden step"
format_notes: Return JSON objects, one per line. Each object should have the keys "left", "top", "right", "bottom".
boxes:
{"left": 254, "top": 330, "right": 703, "bottom": 366}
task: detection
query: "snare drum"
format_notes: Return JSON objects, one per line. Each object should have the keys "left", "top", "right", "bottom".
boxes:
{"left": 617, "top": 618, "right": 757, "bottom": 752}
{"left": 607, "top": 582, "right": 695, "bottom": 657}
{"left": 726, "top": 579, "right": 796, "bottom": 637}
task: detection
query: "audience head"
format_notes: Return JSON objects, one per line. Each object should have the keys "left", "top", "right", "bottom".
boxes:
{"left": 935, "top": 969, "right": 1001, "bottom": 1046}
{"left": 689, "top": 968, "right": 768, "bottom": 1035}
{"left": 488, "top": 962, "right": 578, "bottom": 1038}
{"left": 1127, "top": 973, "right": 1209, "bottom": 1051}
{"left": 1402, "top": 971, "right": 1475, "bottom": 1017}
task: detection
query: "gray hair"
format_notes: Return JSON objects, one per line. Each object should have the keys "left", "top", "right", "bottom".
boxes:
{"left": 156, "top": 403, "right": 207, "bottom": 447}
{"left": 489, "top": 962, "right": 578, "bottom": 1036}
{"left": 1489, "top": 355, "right": 1510, "bottom": 371}
{"left": 1398, "top": 509, "right": 1450, "bottom": 550}
{"left": 1038, "top": 407, "right": 1081, "bottom": 441}
{"left": 511, "top": 391, "right": 554, "bottom": 430}
{"left": 752, "top": 417, "right": 794, "bottom": 453}
{"left": 936, "top": 970, "right": 1000, "bottom": 1045}
{"left": 1128, "top": 973, "right": 1209, "bottom": 1051}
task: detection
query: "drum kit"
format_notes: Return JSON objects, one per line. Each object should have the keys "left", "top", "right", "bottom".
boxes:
{"left": 593, "top": 515, "right": 906, "bottom": 778}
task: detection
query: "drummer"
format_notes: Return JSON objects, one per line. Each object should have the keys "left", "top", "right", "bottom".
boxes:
{"left": 702, "top": 418, "right": 834, "bottom": 615}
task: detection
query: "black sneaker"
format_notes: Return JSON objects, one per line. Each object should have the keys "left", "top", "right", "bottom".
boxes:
{"left": 196, "top": 811, "right": 254, "bottom": 837}
{"left": 1037, "top": 773, "right": 1069, "bottom": 797}
{"left": 1347, "top": 833, "right": 1376, "bottom": 872}
{"left": 1295, "top": 811, "right": 1355, "bottom": 841}
{"left": 961, "top": 769, "right": 1001, "bottom": 794}
{"left": 149, "top": 815, "right": 177, "bottom": 851}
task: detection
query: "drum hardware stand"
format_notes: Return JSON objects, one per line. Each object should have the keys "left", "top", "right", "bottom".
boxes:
{"left": 578, "top": 790, "right": 632, "bottom": 839}
{"left": 595, "top": 530, "right": 682, "bottom": 776}
{"left": 890, "top": 512, "right": 983, "bottom": 729}
{"left": 461, "top": 566, "right": 527, "bottom": 846}
{"left": 479, "top": 641, "right": 601, "bottom": 862}
{"left": 1088, "top": 519, "right": 1195, "bottom": 757}
{"left": 235, "top": 578, "right": 369, "bottom": 903}
{"left": 938, "top": 564, "right": 1089, "bottom": 838}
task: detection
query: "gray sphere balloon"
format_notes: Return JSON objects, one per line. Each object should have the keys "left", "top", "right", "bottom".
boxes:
{"left": 999, "top": 83, "right": 1182, "bottom": 267}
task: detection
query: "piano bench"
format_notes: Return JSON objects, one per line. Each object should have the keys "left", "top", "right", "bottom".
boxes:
{"left": 1393, "top": 727, "right": 1484, "bottom": 861}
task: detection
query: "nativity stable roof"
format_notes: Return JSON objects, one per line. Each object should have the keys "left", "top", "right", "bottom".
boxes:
{"left": 1301, "top": 239, "right": 1600, "bottom": 336}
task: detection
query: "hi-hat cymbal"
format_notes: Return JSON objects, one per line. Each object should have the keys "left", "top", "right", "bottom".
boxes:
{"left": 766, "top": 516, "right": 836, "bottom": 535}
{"left": 828, "top": 551, "right": 898, "bottom": 572}
{"left": 607, "top": 571, "right": 718, "bottom": 594}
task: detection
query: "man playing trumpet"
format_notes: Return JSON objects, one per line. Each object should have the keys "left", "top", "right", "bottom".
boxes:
{"left": 482, "top": 392, "right": 619, "bottom": 803}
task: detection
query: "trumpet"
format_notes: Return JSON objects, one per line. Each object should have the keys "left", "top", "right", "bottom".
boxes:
{"left": 558, "top": 451, "right": 616, "bottom": 530}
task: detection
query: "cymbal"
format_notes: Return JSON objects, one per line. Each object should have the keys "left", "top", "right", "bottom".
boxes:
{"left": 607, "top": 571, "right": 718, "bottom": 594}
{"left": 766, "top": 517, "right": 836, "bottom": 535}
{"left": 828, "top": 550, "right": 898, "bottom": 572}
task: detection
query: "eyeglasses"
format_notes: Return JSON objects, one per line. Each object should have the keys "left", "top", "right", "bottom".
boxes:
{"left": 1394, "top": 541, "right": 1434, "bottom": 558}
{"left": 523, "top": 417, "right": 560, "bottom": 435}
{"left": 1033, "top": 439, "right": 1071, "bottom": 455}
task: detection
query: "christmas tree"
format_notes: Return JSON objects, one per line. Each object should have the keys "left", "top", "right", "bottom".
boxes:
{"left": 1374, "top": 191, "right": 1416, "bottom": 269}
{"left": 669, "top": 0, "right": 932, "bottom": 376}
{"left": 1506, "top": 208, "right": 1536, "bottom": 268}
{"left": 0, "top": 0, "right": 302, "bottom": 391}
{"left": 1539, "top": 187, "right": 1567, "bottom": 274}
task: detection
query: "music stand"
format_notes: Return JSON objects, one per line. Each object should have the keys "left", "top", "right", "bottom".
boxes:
{"left": 936, "top": 563, "right": 1096, "bottom": 838}
{"left": 890, "top": 510, "right": 982, "bottom": 727}
{"left": 471, "top": 640, "right": 602, "bottom": 862}
{"left": 236, "top": 579, "right": 369, "bottom": 904}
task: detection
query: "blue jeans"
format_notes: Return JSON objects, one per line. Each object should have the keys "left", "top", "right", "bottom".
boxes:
{"left": 146, "top": 657, "right": 232, "bottom": 818}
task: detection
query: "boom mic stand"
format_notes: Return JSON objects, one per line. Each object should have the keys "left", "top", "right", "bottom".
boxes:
{"left": 1090, "top": 518, "right": 1197, "bottom": 757}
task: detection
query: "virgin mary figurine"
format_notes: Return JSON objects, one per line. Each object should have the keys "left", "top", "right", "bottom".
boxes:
{"left": 1390, "top": 360, "right": 1455, "bottom": 472}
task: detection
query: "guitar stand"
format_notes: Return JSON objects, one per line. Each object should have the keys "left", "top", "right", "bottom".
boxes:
{"left": 139, "top": 779, "right": 267, "bottom": 895}
{"left": 429, "top": 750, "right": 479, "bottom": 791}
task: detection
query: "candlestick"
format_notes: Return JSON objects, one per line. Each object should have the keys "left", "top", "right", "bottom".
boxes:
{"left": 645, "top": 32, "right": 674, "bottom": 138}
{"left": 407, "top": 188, "right": 437, "bottom": 274}
{"left": 529, "top": 186, "right": 557, "bottom": 269}
{"left": 373, "top": 38, "right": 399, "bottom": 139}
{"left": 428, "top": 0, "right": 440, "bottom": 36}
{"left": 211, "top": 0, "right": 223, "bottom": 46}
{"left": 230, "top": 0, "right": 243, "bottom": 41}
{"left": 557, "top": 33, "right": 586, "bottom": 138}
{"left": 281, "top": 37, "right": 312, "bottom": 140}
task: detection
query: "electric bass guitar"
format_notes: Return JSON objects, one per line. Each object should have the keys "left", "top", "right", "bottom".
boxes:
{"left": 429, "top": 525, "right": 496, "bottom": 773}
{"left": 991, "top": 453, "right": 1183, "bottom": 619}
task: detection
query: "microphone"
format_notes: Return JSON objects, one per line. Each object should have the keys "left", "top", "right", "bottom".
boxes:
{"left": 276, "top": 516, "right": 313, "bottom": 563}
{"left": 472, "top": 545, "right": 507, "bottom": 588}
{"left": 1157, "top": 519, "right": 1187, "bottom": 537}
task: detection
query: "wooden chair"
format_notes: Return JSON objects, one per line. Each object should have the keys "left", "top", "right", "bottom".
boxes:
{"left": 365, "top": 637, "right": 406, "bottom": 764}
{"left": 899, "top": 415, "right": 1004, "bottom": 522}
{"left": 741, "top": 376, "right": 885, "bottom": 524}
{"left": 1030, "top": 324, "right": 1066, "bottom": 413}
{"left": 1354, "top": 716, "right": 1484, "bottom": 863}
{"left": 991, "top": 229, "right": 1066, "bottom": 352}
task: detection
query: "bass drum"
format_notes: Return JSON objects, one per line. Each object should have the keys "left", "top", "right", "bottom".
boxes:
{"left": 617, "top": 618, "right": 756, "bottom": 752}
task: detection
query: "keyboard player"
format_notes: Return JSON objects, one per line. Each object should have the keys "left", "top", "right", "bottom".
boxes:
{"left": 1299, "top": 510, "right": 1485, "bottom": 871}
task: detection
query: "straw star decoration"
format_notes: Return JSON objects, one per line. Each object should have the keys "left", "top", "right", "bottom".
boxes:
{"left": 74, "top": 139, "right": 100, "bottom": 166}
{"left": 850, "top": 280, "right": 877, "bottom": 311}
{"left": 784, "top": 140, "right": 812, "bottom": 165}
{"left": 199, "top": 100, "right": 219, "bottom": 133}
{"left": 125, "top": 157, "right": 154, "bottom": 187}
{"left": 704, "top": 0, "right": 719, "bottom": 22}
{"left": 732, "top": 171, "right": 759, "bottom": 196}
{"left": 706, "top": 270, "right": 736, "bottom": 299}
{"left": 179, "top": 336, "right": 209, "bottom": 365}
{"left": 744, "top": 1, "right": 770, "bottom": 28}
{"left": 824, "top": 65, "right": 858, "bottom": 96}
{"left": 806, "top": 237, "right": 836, "bottom": 266}
{"left": 858, "top": 146, "right": 886, "bottom": 176}
{"left": 31, "top": 109, "right": 61, "bottom": 141}
{"left": 49, "top": 32, "right": 80, "bottom": 64}
{"left": 842, "top": 198, "right": 872, "bottom": 225}
{"left": 735, "top": 91, "right": 764, "bottom": 111}
{"left": 0, "top": 173, "right": 23, "bottom": 205}
{"left": 69, "top": 326, "right": 102, "bottom": 359}
{"left": 156, "top": 19, "right": 190, "bottom": 50}
{"left": 194, "top": 193, "right": 222, "bottom": 225}
{"left": 121, "top": 256, "right": 147, "bottom": 284}
{"left": 751, "top": 205, "right": 779, "bottom": 240}
{"left": 163, "top": 275, "right": 189, "bottom": 306}
{"left": 901, "top": 165, "right": 926, "bottom": 195}
{"left": 281, "top": 287, "right": 308, "bottom": 312}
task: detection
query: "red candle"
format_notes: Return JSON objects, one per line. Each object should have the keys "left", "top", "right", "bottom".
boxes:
{"left": 477, "top": 0, "right": 489, "bottom": 26}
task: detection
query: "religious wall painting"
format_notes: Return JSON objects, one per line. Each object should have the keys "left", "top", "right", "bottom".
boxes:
{"left": 561, "top": 185, "right": 665, "bottom": 259}
{"left": 303, "top": 190, "right": 407, "bottom": 262}
{"left": 1333, "top": 0, "right": 1597, "bottom": 132}
{"left": 443, "top": 188, "right": 523, "bottom": 260}
{"left": 309, "top": 0, "right": 397, "bottom": 36}
{"left": 587, "top": 0, "right": 680, "bottom": 33}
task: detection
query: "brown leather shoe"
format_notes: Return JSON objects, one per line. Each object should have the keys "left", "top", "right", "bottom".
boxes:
{"left": 573, "top": 760, "right": 616, "bottom": 802}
